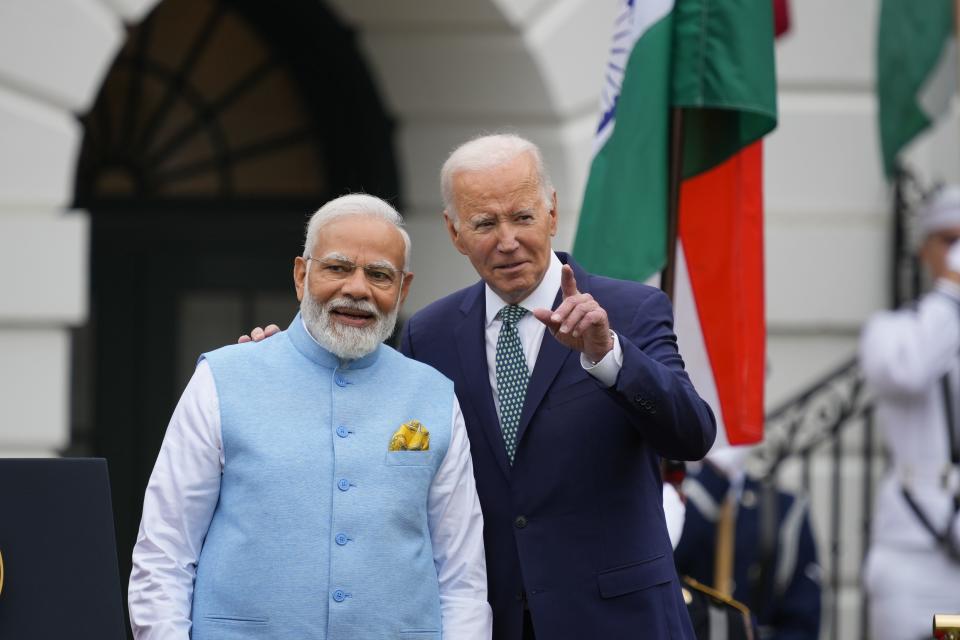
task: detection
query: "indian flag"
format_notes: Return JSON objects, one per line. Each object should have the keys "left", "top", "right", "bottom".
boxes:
{"left": 573, "top": 0, "right": 777, "bottom": 446}
{"left": 877, "top": 0, "right": 956, "bottom": 177}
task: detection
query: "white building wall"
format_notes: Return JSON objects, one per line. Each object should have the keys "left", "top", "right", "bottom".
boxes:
{"left": 0, "top": 0, "right": 146, "bottom": 456}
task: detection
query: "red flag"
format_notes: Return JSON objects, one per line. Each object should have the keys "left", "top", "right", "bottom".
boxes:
{"left": 675, "top": 143, "right": 765, "bottom": 445}
{"left": 774, "top": 0, "right": 791, "bottom": 38}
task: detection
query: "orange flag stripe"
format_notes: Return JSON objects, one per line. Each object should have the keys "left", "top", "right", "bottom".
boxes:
{"left": 678, "top": 141, "right": 765, "bottom": 444}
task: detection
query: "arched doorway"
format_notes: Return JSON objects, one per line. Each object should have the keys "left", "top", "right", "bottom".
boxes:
{"left": 69, "top": 0, "right": 398, "bottom": 615}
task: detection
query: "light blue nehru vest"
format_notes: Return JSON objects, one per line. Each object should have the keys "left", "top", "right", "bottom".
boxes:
{"left": 191, "top": 314, "right": 454, "bottom": 640}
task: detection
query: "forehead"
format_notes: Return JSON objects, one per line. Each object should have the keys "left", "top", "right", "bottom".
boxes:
{"left": 452, "top": 153, "right": 542, "bottom": 215}
{"left": 312, "top": 215, "right": 405, "bottom": 263}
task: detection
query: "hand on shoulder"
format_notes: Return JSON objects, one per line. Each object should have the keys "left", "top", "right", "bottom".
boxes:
{"left": 238, "top": 324, "right": 281, "bottom": 344}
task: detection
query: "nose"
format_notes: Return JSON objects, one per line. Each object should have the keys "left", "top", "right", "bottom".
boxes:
{"left": 495, "top": 224, "right": 520, "bottom": 252}
{"left": 339, "top": 267, "right": 370, "bottom": 299}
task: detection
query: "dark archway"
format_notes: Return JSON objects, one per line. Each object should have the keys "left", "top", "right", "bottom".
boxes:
{"left": 70, "top": 0, "right": 398, "bottom": 626}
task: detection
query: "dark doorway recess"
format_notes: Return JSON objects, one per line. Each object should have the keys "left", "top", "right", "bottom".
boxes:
{"left": 70, "top": 0, "right": 399, "bottom": 628}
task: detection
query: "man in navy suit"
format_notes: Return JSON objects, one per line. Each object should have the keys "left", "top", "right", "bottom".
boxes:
{"left": 400, "top": 133, "right": 716, "bottom": 639}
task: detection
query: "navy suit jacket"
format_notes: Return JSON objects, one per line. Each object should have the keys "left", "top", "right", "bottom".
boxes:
{"left": 401, "top": 253, "right": 716, "bottom": 639}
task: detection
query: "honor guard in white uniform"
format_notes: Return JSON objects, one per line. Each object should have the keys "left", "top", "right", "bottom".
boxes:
{"left": 861, "top": 186, "right": 960, "bottom": 640}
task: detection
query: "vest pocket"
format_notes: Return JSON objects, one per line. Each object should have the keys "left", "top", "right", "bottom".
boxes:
{"left": 384, "top": 451, "right": 436, "bottom": 466}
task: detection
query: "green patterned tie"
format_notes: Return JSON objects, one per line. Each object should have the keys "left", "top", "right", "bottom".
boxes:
{"left": 496, "top": 304, "right": 530, "bottom": 464}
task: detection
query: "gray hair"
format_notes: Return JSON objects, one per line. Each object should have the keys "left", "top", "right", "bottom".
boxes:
{"left": 440, "top": 133, "right": 555, "bottom": 227}
{"left": 303, "top": 193, "right": 411, "bottom": 270}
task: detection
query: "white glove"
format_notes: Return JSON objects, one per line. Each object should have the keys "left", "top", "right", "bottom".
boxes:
{"left": 948, "top": 239, "right": 960, "bottom": 275}
{"left": 706, "top": 444, "right": 754, "bottom": 480}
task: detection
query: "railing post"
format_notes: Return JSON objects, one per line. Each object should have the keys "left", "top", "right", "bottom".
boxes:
{"left": 861, "top": 407, "right": 875, "bottom": 640}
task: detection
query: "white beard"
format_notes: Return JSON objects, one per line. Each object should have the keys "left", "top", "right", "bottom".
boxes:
{"left": 301, "top": 289, "right": 399, "bottom": 361}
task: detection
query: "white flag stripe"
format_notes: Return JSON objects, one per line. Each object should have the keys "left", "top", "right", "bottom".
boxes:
{"left": 672, "top": 242, "right": 728, "bottom": 449}
{"left": 591, "top": 0, "right": 676, "bottom": 155}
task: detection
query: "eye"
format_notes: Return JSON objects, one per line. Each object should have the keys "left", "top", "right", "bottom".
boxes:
{"left": 367, "top": 268, "right": 393, "bottom": 282}
{"left": 324, "top": 263, "right": 349, "bottom": 273}
{"left": 473, "top": 219, "right": 495, "bottom": 230}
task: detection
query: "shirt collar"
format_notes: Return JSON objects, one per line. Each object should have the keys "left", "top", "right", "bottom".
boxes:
{"left": 484, "top": 251, "right": 562, "bottom": 327}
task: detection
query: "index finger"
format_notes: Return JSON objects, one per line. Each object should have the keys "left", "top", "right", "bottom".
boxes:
{"left": 560, "top": 264, "right": 579, "bottom": 298}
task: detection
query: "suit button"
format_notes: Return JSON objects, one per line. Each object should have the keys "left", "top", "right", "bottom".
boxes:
{"left": 514, "top": 515, "right": 528, "bottom": 529}
{"left": 337, "top": 478, "right": 351, "bottom": 491}
{"left": 336, "top": 426, "right": 349, "bottom": 438}
{"left": 332, "top": 589, "right": 348, "bottom": 602}
{"left": 634, "top": 394, "right": 644, "bottom": 404}
{"left": 335, "top": 533, "right": 349, "bottom": 546}
{"left": 335, "top": 375, "right": 348, "bottom": 387}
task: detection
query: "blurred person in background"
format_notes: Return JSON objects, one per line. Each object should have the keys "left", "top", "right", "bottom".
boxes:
{"left": 860, "top": 185, "right": 960, "bottom": 640}
{"left": 674, "top": 446, "right": 821, "bottom": 640}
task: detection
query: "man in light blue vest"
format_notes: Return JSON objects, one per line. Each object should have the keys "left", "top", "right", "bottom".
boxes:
{"left": 128, "top": 194, "right": 492, "bottom": 639}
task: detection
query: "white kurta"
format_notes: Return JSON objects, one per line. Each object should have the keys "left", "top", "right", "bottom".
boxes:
{"left": 129, "top": 357, "right": 491, "bottom": 640}
{"left": 860, "top": 278, "right": 960, "bottom": 640}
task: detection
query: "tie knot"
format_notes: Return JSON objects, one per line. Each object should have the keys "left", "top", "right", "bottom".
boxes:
{"left": 498, "top": 305, "right": 528, "bottom": 326}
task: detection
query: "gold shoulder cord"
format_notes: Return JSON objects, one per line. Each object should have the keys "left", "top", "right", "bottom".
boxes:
{"left": 934, "top": 614, "right": 960, "bottom": 639}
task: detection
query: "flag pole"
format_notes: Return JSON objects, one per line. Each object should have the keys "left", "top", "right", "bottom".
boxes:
{"left": 661, "top": 107, "right": 685, "bottom": 302}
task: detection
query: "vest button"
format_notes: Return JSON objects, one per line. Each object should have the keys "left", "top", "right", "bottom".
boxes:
{"left": 337, "top": 478, "right": 350, "bottom": 491}
{"left": 336, "top": 426, "right": 349, "bottom": 438}
{"left": 332, "top": 589, "right": 347, "bottom": 602}
{"left": 335, "top": 533, "right": 349, "bottom": 546}
{"left": 514, "top": 515, "right": 528, "bottom": 529}
{"left": 335, "top": 375, "right": 348, "bottom": 387}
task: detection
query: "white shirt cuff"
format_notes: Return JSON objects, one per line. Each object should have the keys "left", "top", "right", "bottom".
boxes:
{"left": 580, "top": 332, "right": 623, "bottom": 387}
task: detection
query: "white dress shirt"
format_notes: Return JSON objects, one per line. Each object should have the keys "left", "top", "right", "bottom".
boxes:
{"left": 129, "top": 354, "right": 492, "bottom": 639}
{"left": 483, "top": 252, "right": 623, "bottom": 416}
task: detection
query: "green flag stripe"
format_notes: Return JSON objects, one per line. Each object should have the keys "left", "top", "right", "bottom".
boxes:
{"left": 671, "top": 0, "right": 777, "bottom": 178}
{"left": 574, "top": 12, "right": 674, "bottom": 281}
{"left": 877, "top": 0, "right": 953, "bottom": 177}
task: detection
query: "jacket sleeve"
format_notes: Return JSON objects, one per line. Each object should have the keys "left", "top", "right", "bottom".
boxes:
{"left": 860, "top": 285, "right": 960, "bottom": 397}
{"left": 611, "top": 288, "right": 716, "bottom": 460}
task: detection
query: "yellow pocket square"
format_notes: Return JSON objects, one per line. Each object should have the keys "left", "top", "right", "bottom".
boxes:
{"left": 389, "top": 420, "right": 430, "bottom": 451}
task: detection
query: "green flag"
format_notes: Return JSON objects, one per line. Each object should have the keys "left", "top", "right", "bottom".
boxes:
{"left": 573, "top": 0, "right": 777, "bottom": 281}
{"left": 877, "top": 0, "right": 955, "bottom": 177}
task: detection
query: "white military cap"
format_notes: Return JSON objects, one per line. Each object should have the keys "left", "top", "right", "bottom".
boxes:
{"left": 920, "top": 185, "right": 960, "bottom": 237}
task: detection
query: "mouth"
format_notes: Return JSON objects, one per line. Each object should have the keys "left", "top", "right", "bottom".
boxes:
{"left": 330, "top": 307, "right": 376, "bottom": 327}
{"left": 494, "top": 260, "right": 528, "bottom": 274}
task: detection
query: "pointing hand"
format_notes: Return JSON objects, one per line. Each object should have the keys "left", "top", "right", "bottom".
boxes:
{"left": 532, "top": 265, "right": 613, "bottom": 363}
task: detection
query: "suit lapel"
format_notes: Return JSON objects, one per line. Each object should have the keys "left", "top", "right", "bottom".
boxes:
{"left": 454, "top": 283, "right": 512, "bottom": 480}
{"left": 516, "top": 253, "right": 589, "bottom": 445}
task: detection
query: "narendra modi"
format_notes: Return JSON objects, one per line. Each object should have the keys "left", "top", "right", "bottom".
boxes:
{"left": 128, "top": 194, "right": 491, "bottom": 640}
